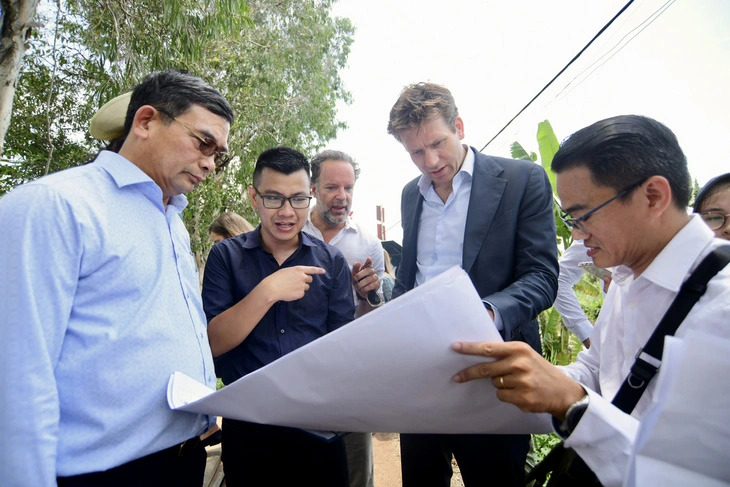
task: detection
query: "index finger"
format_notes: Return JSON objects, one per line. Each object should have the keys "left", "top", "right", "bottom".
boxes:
{"left": 451, "top": 341, "right": 522, "bottom": 358}
{"left": 295, "top": 266, "right": 326, "bottom": 275}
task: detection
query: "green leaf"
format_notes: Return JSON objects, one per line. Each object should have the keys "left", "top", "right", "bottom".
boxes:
{"left": 510, "top": 141, "right": 537, "bottom": 161}
{"left": 536, "top": 120, "right": 559, "bottom": 194}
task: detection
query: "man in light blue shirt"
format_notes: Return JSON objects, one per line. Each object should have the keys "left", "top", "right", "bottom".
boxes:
{"left": 0, "top": 70, "right": 233, "bottom": 487}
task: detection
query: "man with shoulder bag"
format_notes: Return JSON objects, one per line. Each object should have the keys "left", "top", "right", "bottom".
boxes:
{"left": 449, "top": 115, "right": 730, "bottom": 487}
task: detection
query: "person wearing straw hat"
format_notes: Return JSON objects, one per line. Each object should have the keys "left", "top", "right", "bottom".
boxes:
{"left": 0, "top": 69, "right": 233, "bottom": 486}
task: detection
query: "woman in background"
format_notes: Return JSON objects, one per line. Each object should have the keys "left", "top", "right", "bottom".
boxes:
{"left": 209, "top": 211, "right": 255, "bottom": 243}
{"left": 693, "top": 173, "right": 730, "bottom": 241}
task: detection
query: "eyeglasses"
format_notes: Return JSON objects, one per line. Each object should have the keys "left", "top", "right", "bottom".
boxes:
{"left": 158, "top": 108, "right": 231, "bottom": 169}
{"left": 253, "top": 187, "right": 312, "bottom": 209}
{"left": 561, "top": 179, "right": 646, "bottom": 233}
{"left": 700, "top": 211, "right": 730, "bottom": 230}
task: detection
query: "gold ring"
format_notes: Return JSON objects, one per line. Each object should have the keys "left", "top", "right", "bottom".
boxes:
{"left": 499, "top": 376, "right": 505, "bottom": 389}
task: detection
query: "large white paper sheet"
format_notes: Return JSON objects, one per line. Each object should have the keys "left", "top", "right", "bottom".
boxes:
{"left": 626, "top": 331, "right": 730, "bottom": 486}
{"left": 168, "top": 266, "right": 552, "bottom": 434}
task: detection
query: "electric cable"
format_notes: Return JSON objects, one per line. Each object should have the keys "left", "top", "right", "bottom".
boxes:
{"left": 480, "top": 0, "right": 635, "bottom": 151}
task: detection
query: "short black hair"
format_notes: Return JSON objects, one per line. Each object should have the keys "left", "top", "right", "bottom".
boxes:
{"left": 253, "top": 147, "right": 310, "bottom": 187}
{"left": 551, "top": 115, "right": 690, "bottom": 209}
{"left": 122, "top": 69, "right": 234, "bottom": 138}
{"left": 693, "top": 173, "right": 730, "bottom": 213}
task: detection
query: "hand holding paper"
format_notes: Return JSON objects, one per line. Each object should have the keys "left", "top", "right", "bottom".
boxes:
{"left": 452, "top": 341, "right": 587, "bottom": 419}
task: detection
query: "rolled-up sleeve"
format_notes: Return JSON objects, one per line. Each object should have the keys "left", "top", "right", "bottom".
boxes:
{"left": 554, "top": 240, "right": 594, "bottom": 342}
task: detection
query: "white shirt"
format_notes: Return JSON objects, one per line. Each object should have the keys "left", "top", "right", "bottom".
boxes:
{"left": 413, "top": 148, "right": 504, "bottom": 329}
{"left": 559, "top": 215, "right": 730, "bottom": 487}
{"left": 554, "top": 239, "right": 597, "bottom": 342}
{"left": 303, "top": 217, "right": 385, "bottom": 305}
{"left": 415, "top": 146, "right": 473, "bottom": 286}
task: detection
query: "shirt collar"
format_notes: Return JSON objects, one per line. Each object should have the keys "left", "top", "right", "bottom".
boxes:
{"left": 95, "top": 150, "right": 188, "bottom": 212}
{"left": 417, "top": 144, "right": 474, "bottom": 196}
{"left": 614, "top": 215, "right": 715, "bottom": 292}
{"left": 96, "top": 150, "right": 156, "bottom": 188}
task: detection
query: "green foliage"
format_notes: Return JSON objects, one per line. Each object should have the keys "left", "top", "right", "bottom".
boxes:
{"left": 511, "top": 120, "right": 596, "bottom": 365}
{"left": 536, "top": 120, "right": 559, "bottom": 191}
{"left": 510, "top": 141, "right": 537, "bottom": 162}
{"left": 526, "top": 433, "right": 562, "bottom": 479}
{"left": 4, "top": 0, "right": 354, "bottom": 272}
{"left": 184, "top": 0, "right": 354, "bottom": 266}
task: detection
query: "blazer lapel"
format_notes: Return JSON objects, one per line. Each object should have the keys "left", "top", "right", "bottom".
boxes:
{"left": 462, "top": 152, "right": 506, "bottom": 274}
{"left": 401, "top": 181, "right": 423, "bottom": 289}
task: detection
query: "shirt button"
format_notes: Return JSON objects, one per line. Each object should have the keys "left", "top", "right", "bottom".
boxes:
{"left": 280, "top": 329, "right": 285, "bottom": 334}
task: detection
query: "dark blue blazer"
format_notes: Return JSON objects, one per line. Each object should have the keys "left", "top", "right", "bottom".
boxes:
{"left": 393, "top": 148, "right": 559, "bottom": 352}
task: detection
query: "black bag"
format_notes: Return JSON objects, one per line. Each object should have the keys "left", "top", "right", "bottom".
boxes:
{"left": 526, "top": 245, "right": 730, "bottom": 487}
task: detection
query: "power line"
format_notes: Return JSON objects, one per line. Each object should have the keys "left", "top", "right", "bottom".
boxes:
{"left": 546, "top": 0, "right": 676, "bottom": 108}
{"left": 479, "top": 0, "right": 635, "bottom": 152}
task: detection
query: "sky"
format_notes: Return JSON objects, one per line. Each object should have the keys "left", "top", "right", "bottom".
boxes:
{"left": 328, "top": 0, "right": 730, "bottom": 244}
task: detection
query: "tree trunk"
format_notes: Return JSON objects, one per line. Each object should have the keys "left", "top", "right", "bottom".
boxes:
{"left": 0, "top": 0, "right": 40, "bottom": 157}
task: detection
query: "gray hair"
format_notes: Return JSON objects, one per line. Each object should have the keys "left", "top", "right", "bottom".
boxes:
{"left": 310, "top": 150, "right": 361, "bottom": 185}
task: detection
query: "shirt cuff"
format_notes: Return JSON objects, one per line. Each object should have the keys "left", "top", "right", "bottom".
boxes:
{"left": 568, "top": 319, "right": 594, "bottom": 342}
{"left": 561, "top": 388, "right": 640, "bottom": 487}
{"left": 483, "top": 300, "right": 503, "bottom": 331}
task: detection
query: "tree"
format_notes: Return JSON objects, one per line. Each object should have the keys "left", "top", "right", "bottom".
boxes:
{"left": 183, "top": 0, "right": 354, "bottom": 270}
{"left": 2, "top": 0, "right": 354, "bottom": 273}
{"left": 0, "top": 0, "right": 41, "bottom": 156}
{"left": 1, "top": 0, "right": 253, "bottom": 193}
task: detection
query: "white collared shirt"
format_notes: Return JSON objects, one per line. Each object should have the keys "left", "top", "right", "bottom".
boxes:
{"left": 559, "top": 215, "right": 730, "bottom": 486}
{"left": 413, "top": 147, "right": 503, "bottom": 329}
{"left": 414, "top": 146, "right": 474, "bottom": 286}
{"left": 303, "top": 217, "right": 384, "bottom": 305}
{"left": 554, "top": 239, "right": 602, "bottom": 342}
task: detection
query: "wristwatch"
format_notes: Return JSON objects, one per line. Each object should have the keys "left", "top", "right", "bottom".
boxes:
{"left": 557, "top": 394, "right": 590, "bottom": 437}
{"left": 357, "top": 291, "right": 383, "bottom": 308}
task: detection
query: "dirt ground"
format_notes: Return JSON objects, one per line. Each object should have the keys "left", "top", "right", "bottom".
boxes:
{"left": 372, "top": 433, "right": 464, "bottom": 487}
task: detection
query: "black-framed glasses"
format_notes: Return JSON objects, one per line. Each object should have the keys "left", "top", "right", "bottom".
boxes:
{"left": 561, "top": 179, "right": 646, "bottom": 233}
{"left": 253, "top": 187, "right": 312, "bottom": 209}
{"left": 700, "top": 211, "right": 730, "bottom": 230}
{"left": 158, "top": 108, "right": 231, "bottom": 169}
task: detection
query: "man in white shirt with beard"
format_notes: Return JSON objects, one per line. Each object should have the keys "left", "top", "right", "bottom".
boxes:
{"left": 451, "top": 115, "right": 730, "bottom": 487}
{"left": 303, "top": 149, "right": 382, "bottom": 487}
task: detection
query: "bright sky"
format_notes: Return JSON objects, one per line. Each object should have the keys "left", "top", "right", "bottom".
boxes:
{"left": 329, "top": 0, "right": 730, "bottom": 244}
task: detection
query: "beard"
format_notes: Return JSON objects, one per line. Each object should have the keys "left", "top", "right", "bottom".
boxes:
{"left": 319, "top": 201, "right": 350, "bottom": 226}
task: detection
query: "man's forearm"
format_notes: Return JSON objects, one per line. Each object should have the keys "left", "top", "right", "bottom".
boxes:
{"left": 207, "top": 284, "right": 276, "bottom": 357}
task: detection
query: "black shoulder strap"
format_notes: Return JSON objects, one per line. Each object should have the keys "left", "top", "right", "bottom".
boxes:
{"left": 612, "top": 245, "right": 730, "bottom": 413}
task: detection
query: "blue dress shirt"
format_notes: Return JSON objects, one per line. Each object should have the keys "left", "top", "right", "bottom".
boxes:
{"left": 202, "top": 229, "right": 355, "bottom": 385}
{"left": 0, "top": 151, "right": 216, "bottom": 485}
{"left": 414, "top": 146, "right": 474, "bottom": 286}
